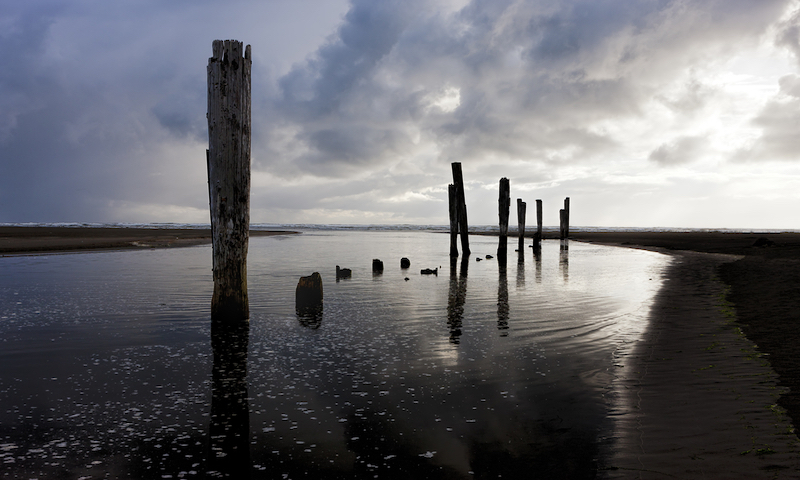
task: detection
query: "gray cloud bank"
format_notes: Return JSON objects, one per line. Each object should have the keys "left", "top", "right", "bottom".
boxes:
{"left": 1, "top": 0, "right": 799, "bottom": 226}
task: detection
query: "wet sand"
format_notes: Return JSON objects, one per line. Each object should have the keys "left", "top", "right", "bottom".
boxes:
{"left": 572, "top": 231, "right": 800, "bottom": 477}
{"left": 0, "top": 226, "right": 297, "bottom": 255}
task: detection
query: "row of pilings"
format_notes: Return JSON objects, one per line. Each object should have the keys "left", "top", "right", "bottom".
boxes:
{"left": 447, "top": 162, "right": 571, "bottom": 261}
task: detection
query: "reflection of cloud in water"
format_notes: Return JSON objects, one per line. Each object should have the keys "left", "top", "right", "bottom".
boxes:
{"left": 0, "top": 231, "right": 669, "bottom": 478}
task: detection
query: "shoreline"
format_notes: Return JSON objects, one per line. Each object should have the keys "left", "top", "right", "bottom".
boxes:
{"left": 570, "top": 232, "right": 800, "bottom": 430}
{"left": 568, "top": 232, "right": 800, "bottom": 476}
{"left": 603, "top": 251, "right": 800, "bottom": 477}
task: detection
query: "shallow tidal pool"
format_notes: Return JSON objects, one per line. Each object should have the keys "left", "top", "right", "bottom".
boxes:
{"left": 0, "top": 231, "right": 668, "bottom": 479}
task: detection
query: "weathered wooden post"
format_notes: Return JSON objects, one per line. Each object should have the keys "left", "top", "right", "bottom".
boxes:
{"left": 532, "top": 199, "right": 542, "bottom": 250}
{"left": 516, "top": 198, "right": 526, "bottom": 253}
{"left": 535, "top": 199, "right": 542, "bottom": 248}
{"left": 207, "top": 40, "right": 252, "bottom": 321}
{"left": 559, "top": 209, "right": 567, "bottom": 240}
{"left": 448, "top": 184, "right": 459, "bottom": 257}
{"left": 564, "top": 197, "right": 570, "bottom": 238}
{"left": 451, "top": 162, "right": 471, "bottom": 256}
{"left": 497, "top": 178, "right": 510, "bottom": 262}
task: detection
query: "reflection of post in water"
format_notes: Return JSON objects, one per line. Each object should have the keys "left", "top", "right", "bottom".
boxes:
{"left": 296, "top": 272, "right": 323, "bottom": 329}
{"left": 534, "top": 247, "right": 542, "bottom": 284}
{"left": 296, "top": 306, "right": 323, "bottom": 329}
{"left": 447, "top": 256, "right": 469, "bottom": 344}
{"left": 207, "top": 319, "right": 251, "bottom": 478}
{"left": 497, "top": 264, "right": 509, "bottom": 336}
{"left": 560, "top": 240, "right": 569, "bottom": 282}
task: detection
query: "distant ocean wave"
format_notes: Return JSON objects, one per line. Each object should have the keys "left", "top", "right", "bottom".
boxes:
{"left": 1, "top": 222, "right": 797, "bottom": 234}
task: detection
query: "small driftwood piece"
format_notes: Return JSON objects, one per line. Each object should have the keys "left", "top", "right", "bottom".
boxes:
{"left": 372, "top": 259, "right": 384, "bottom": 273}
{"left": 296, "top": 272, "right": 323, "bottom": 309}
{"left": 336, "top": 265, "right": 352, "bottom": 280}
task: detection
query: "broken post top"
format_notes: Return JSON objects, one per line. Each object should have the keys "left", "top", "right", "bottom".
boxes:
{"left": 211, "top": 40, "right": 251, "bottom": 63}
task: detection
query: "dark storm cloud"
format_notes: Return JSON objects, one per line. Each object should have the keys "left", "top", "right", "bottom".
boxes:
{"left": 278, "top": 0, "right": 420, "bottom": 117}
{"left": 151, "top": 82, "right": 207, "bottom": 141}
{"left": 1, "top": 0, "right": 797, "bottom": 224}
{"left": 0, "top": 7, "right": 60, "bottom": 142}
{"left": 733, "top": 74, "right": 800, "bottom": 163}
{"left": 733, "top": 10, "right": 800, "bottom": 162}
{"left": 269, "top": 0, "right": 791, "bottom": 178}
{"left": 656, "top": 78, "right": 716, "bottom": 114}
{"left": 648, "top": 135, "right": 705, "bottom": 166}
{"left": 731, "top": 13, "right": 800, "bottom": 165}
{"left": 776, "top": 7, "right": 800, "bottom": 66}
{"left": 0, "top": 2, "right": 217, "bottom": 221}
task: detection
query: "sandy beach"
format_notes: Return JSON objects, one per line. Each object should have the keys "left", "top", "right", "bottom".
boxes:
{"left": 571, "top": 231, "right": 800, "bottom": 477}
{"left": 3, "top": 226, "right": 800, "bottom": 476}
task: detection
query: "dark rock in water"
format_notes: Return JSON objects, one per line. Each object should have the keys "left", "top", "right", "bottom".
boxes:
{"left": 400, "top": 257, "right": 411, "bottom": 269}
{"left": 296, "top": 272, "right": 323, "bottom": 309}
{"left": 336, "top": 265, "right": 352, "bottom": 280}
{"left": 485, "top": 254, "right": 493, "bottom": 259}
{"left": 372, "top": 259, "right": 384, "bottom": 273}
{"left": 476, "top": 257, "right": 483, "bottom": 262}
{"left": 420, "top": 268, "right": 438, "bottom": 275}
{"left": 404, "top": 277, "right": 410, "bottom": 281}
{"left": 753, "top": 237, "right": 774, "bottom": 247}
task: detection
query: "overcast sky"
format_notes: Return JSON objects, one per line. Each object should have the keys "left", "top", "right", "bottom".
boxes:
{"left": 2, "top": 0, "right": 799, "bottom": 228}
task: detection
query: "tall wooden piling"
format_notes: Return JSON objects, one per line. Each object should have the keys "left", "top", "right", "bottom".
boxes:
{"left": 448, "top": 184, "right": 459, "bottom": 257}
{"left": 207, "top": 40, "right": 252, "bottom": 321}
{"left": 451, "top": 162, "right": 470, "bottom": 256}
{"left": 497, "top": 178, "right": 510, "bottom": 260}
{"left": 516, "top": 198, "right": 526, "bottom": 251}
{"left": 564, "top": 197, "right": 570, "bottom": 238}
{"left": 535, "top": 199, "right": 543, "bottom": 247}
{"left": 559, "top": 209, "right": 567, "bottom": 240}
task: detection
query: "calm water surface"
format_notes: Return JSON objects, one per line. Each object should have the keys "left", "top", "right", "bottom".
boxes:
{"left": 0, "top": 231, "right": 668, "bottom": 479}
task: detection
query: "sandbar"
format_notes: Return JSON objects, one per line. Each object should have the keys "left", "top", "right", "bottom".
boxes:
{"left": 0, "top": 226, "right": 297, "bottom": 255}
